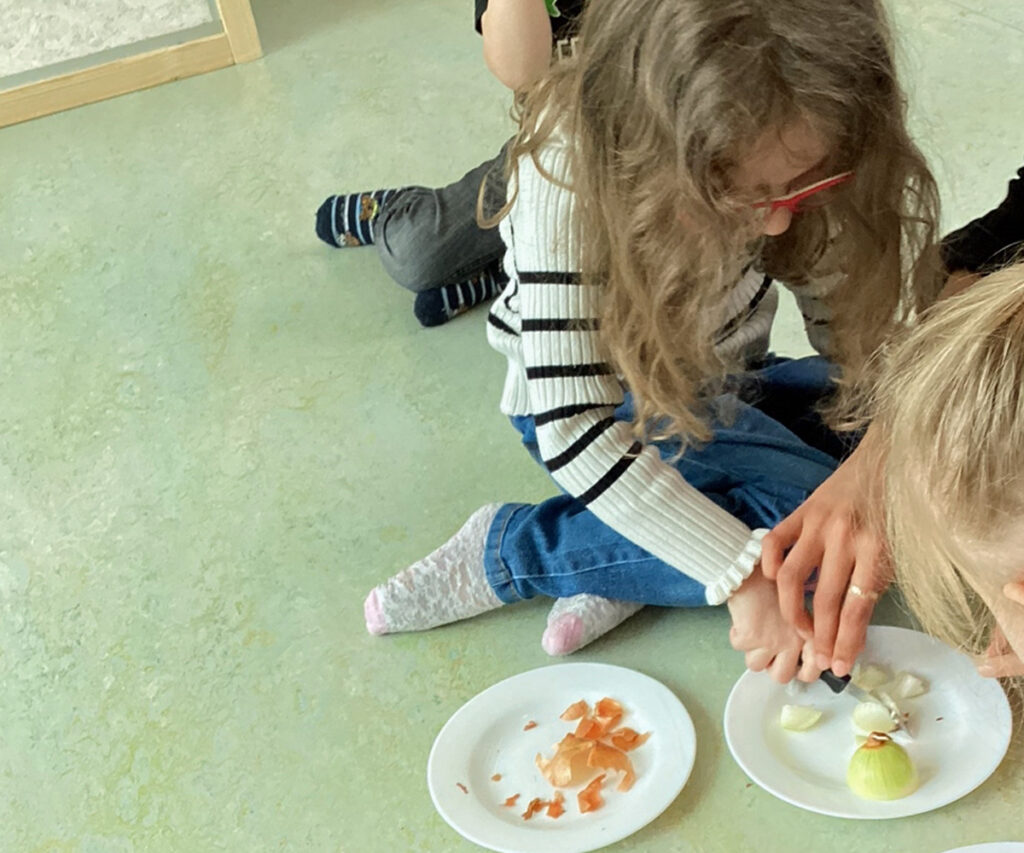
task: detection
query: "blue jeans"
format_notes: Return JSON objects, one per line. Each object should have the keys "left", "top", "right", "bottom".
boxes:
{"left": 483, "top": 357, "right": 846, "bottom": 607}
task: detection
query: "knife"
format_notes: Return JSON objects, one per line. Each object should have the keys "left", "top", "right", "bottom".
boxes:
{"left": 819, "top": 669, "right": 914, "bottom": 738}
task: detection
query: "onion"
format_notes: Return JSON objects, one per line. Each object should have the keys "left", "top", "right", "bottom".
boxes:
{"left": 851, "top": 701, "right": 897, "bottom": 735}
{"left": 780, "top": 704, "right": 823, "bottom": 731}
{"left": 847, "top": 732, "right": 918, "bottom": 800}
{"left": 851, "top": 662, "right": 892, "bottom": 692}
{"left": 888, "top": 671, "right": 928, "bottom": 700}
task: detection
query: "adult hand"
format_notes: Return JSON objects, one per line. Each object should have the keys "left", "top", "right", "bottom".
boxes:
{"left": 976, "top": 581, "right": 1024, "bottom": 678}
{"left": 728, "top": 564, "right": 823, "bottom": 683}
{"left": 760, "top": 427, "right": 890, "bottom": 678}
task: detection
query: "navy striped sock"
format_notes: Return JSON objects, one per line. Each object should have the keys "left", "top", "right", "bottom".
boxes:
{"left": 412, "top": 265, "right": 508, "bottom": 328}
{"left": 315, "top": 188, "right": 398, "bottom": 247}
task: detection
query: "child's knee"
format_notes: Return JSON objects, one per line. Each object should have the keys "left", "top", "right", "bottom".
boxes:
{"left": 373, "top": 191, "right": 450, "bottom": 291}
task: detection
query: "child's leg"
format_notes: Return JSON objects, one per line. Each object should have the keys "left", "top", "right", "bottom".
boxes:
{"left": 507, "top": 414, "right": 651, "bottom": 654}
{"left": 411, "top": 262, "right": 507, "bottom": 327}
{"left": 316, "top": 148, "right": 509, "bottom": 326}
{"left": 365, "top": 504, "right": 504, "bottom": 635}
{"left": 512, "top": 360, "right": 842, "bottom": 648}
{"left": 371, "top": 148, "right": 507, "bottom": 294}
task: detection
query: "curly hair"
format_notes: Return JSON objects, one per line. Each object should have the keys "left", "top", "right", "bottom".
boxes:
{"left": 485, "top": 0, "right": 942, "bottom": 443}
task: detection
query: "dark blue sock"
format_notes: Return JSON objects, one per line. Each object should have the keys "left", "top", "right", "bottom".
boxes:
{"left": 413, "top": 265, "right": 508, "bottom": 328}
{"left": 315, "top": 188, "right": 398, "bottom": 247}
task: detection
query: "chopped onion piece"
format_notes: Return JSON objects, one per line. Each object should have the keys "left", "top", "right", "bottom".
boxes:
{"left": 851, "top": 701, "right": 897, "bottom": 735}
{"left": 851, "top": 662, "right": 892, "bottom": 692}
{"left": 888, "top": 671, "right": 928, "bottom": 700}
{"left": 780, "top": 704, "right": 823, "bottom": 731}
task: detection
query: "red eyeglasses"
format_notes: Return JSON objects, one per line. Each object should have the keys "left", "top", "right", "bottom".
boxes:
{"left": 751, "top": 171, "right": 855, "bottom": 215}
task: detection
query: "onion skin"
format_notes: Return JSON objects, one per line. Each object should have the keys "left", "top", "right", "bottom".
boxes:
{"left": 847, "top": 732, "right": 918, "bottom": 801}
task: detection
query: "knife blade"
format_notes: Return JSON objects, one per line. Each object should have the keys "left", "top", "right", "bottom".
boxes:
{"left": 818, "top": 669, "right": 913, "bottom": 739}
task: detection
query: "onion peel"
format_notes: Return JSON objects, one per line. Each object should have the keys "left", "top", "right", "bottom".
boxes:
{"left": 609, "top": 727, "right": 651, "bottom": 751}
{"left": 587, "top": 741, "right": 636, "bottom": 791}
{"left": 521, "top": 797, "right": 546, "bottom": 820}
{"left": 560, "top": 700, "right": 589, "bottom": 721}
{"left": 546, "top": 791, "right": 565, "bottom": 818}
{"left": 577, "top": 774, "right": 606, "bottom": 813}
{"left": 536, "top": 733, "right": 595, "bottom": 787}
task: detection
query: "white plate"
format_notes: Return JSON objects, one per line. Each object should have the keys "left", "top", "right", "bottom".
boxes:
{"left": 427, "top": 663, "right": 696, "bottom": 853}
{"left": 940, "top": 845, "right": 1024, "bottom": 852}
{"left": 724, "top": 625, "right": 1012, "bottom": 819}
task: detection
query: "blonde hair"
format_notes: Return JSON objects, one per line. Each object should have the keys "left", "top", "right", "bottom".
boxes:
{"left": 871, "top": 261, "right": 1024, "bottom": 697}
{"left": 487, "top": 0, "right": 942, "bottom": 442}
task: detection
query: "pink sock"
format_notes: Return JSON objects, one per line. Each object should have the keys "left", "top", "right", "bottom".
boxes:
{"left": 541, "top": 595, "right": 645, "bottom": 656}
{"left": 363, "top": 504, "right": 504, "bottom": 636}
{"left": 364, "top": 589, "right": 386, "bottom": 635}
{"left": 541, "top": 612, "right": 584, "bottom": 656}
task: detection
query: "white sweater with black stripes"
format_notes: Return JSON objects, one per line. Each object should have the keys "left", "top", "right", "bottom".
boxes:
{"left": 487, "top": 140, "right": 838, "bottom": 605}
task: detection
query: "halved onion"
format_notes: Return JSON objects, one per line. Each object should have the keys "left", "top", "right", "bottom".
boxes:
{"left": 847, "top": 732, "right": 918, "bottom": 800}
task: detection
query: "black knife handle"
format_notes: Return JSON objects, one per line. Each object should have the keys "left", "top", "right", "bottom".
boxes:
{"left": 819, "top": 668, "right": 852, "bottom": 693}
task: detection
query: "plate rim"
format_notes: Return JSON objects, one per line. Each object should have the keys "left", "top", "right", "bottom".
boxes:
{"left": 722, "top": 625, "right": 1013, "bottom": 820}
{"left": 426, "top": 661, "right": 697, "bottom": 853}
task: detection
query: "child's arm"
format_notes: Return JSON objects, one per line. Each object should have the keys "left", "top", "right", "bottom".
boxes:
{"left": 478, "top": 0, "right": 554, "bottom": 91}
{"left": 727, "top": 563, "right": 822, "bottom": 683}
{"left": 941, "top": 164, "right": 1024, "bottom": 276}
{"left": 767, "top": 164, "right": 1024, "bottom": 675}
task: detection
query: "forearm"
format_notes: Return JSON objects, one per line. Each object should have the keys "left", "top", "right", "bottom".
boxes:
{"left": 941, "top": 165, "right": 1024, "bottom": 274}
{"left": 480, "top": 0, "right": 554, "bottom": 90}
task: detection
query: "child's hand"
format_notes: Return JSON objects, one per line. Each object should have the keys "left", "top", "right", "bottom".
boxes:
{"left": 728, "top": 564, "right": 822, "bottom": 684}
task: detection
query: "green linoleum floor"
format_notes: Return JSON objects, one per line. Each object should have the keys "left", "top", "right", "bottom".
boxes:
{"left": 1, "top": 0, "right": 1022, "bottom": 850}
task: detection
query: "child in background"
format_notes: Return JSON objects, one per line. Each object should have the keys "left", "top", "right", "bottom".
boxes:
{"left": 363, "top": 0, "right": 942, "bottom": 676}
{"left": 869, "top": 262, "right": 1024, "bottom": 690}
{"left": 315, "top": 0, "right": 583, "bottom": 328}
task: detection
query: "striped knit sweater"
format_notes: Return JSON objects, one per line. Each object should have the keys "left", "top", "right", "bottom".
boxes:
{"left": 487, "top": 138, "right": 839, "bottom": 605}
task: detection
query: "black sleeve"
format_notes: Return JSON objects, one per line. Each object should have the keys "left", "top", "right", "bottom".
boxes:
{"left": 941, "top": 163, "right": 1024, "bottom": 273}
{"left": 476, "top": 0, "right": 585, "bottom": 42}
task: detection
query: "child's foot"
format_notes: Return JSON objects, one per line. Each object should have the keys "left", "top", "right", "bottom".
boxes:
{"left": 364, "top": 504, "right": 504, "bottom": 635}
{"left": 315, "top": 188, "right": 399, "bottom": 248}
{"left": 541, "top": 595, "right": 645, "bottom": 656}
{"left": 412, "top": 266, "right": 506, "bottom": 328}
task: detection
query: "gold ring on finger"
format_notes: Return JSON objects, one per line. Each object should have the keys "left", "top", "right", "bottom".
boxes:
{"left": 847, "top": 583, "right": 879, "bottom": 601}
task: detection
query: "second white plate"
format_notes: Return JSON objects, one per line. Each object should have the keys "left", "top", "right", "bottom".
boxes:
{"left": 427, "top": 662, "right": 696, "bottom": 853}
{"left": 723, "top": 625, "right": 1012, "bottom": 819}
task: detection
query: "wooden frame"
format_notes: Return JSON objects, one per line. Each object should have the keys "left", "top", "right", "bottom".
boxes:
{"left": 0, "top": 0, "right": 262, "bottom": 130}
